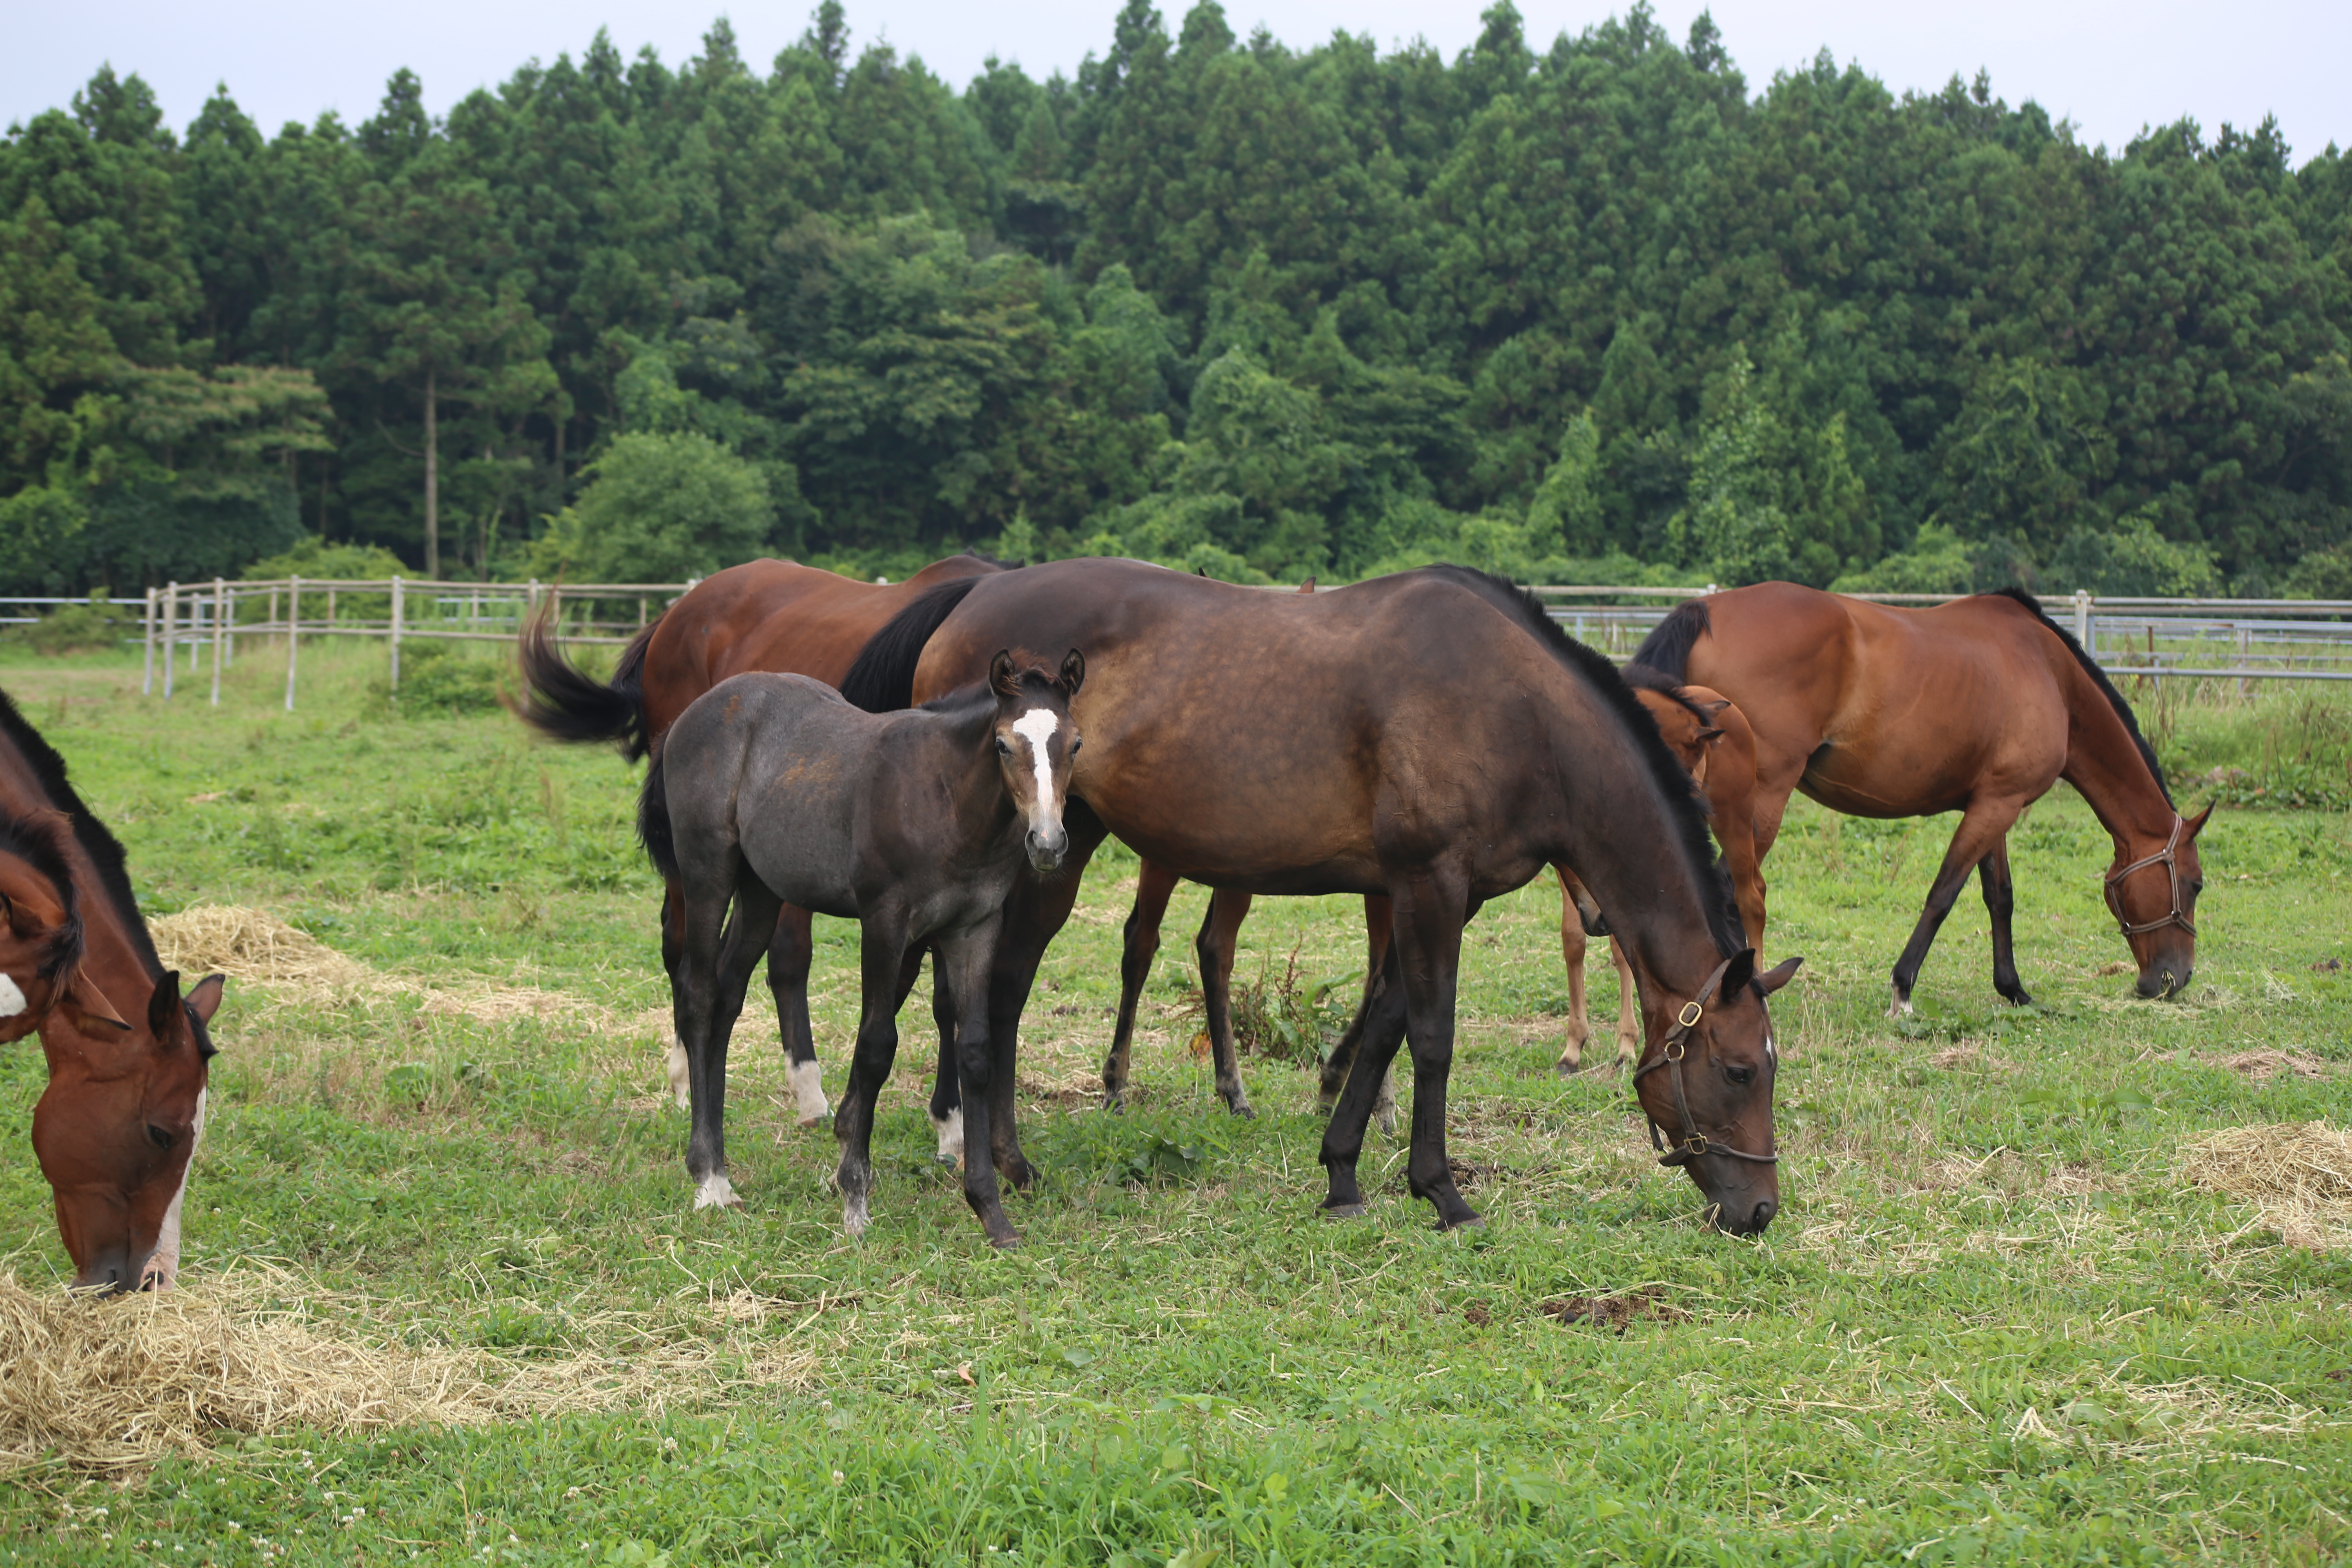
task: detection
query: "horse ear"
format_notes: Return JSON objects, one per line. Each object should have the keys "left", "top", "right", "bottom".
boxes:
{"left": 1058, "top": 648, "right": 1085, "bottom": 695}
{"left": 988, "top": 649, "right": 1019, "bottom": 699}
{"left": 147, "top": 970, "right": 183, "bottom": 1039}
{"left": 187, "top": 973, "right": 226, "bottom": 1024}
{"left": 1721, "top": 948, "right": 1756, "bottom": 995}
{"left": 1298, "top": 577, "right": 1316, "bottom": 593}
{"left": 1694, "top": 699, "right": 1731, "bottom": 722}
{"left": 1755, "top": 956, "right": 1803, "bottom": 996}
{"left": 2186, "top": 802, "right": 2215, "bottom": 838}
{"left": 61, "top": 970, "right": 130, "bottom": 1032}
{"left": 1696, "top": 726, "right": 1726, "bottom": 745}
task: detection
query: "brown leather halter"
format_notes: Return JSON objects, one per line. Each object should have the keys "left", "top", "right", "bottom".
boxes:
{"left": 2103, "top": 815, "right": 2195, "bottom": 939}
{"left": 1630, "top": 957, "right": 1777, "bottom": 1168}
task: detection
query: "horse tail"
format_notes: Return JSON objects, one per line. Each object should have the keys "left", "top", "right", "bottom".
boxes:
{"left": 516, "top": 606, "right": 659, "bottom": 762}
{"left": 637, "top": 742, "right": 680, "bottom": 882}
{"left": 840, "top": 576, "right": 986, "bottom": 712}
{"left": 1632, "top": 599, "right": 1711, "bottom": 680}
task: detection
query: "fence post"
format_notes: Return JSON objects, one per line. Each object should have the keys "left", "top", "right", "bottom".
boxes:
{"left": 390, "top": 577, "right": 404, "bottom": 689}
{"left": 284, "top": 575, "right": 301, "bottom": 712}
{"left": 142, "top": 587, "right": 157, "bottom": 695}
{"left": 221, "top": 577, "right": 234, "bottom": 667}
{"left": 2073, "top": 590, "right": 2092, "bottom": 652}
{"left": 161, "top": 582, "right": 178, "bottom": 699}
{"left": 210, "top": 577, "right": 225, "bottom": 706}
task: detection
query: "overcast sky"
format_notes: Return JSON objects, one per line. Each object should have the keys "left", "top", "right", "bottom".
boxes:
{"left": 7, "top": 0, "right": 2348, "bottom": 165}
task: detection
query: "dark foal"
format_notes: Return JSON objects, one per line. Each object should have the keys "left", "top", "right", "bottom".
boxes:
{"left": 646, "top": 650, "right": 1083, "bottom": 1246}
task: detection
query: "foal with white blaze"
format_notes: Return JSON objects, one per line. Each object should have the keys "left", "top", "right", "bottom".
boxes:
{"left": 646, "top": 648, "right": 1083, "bottom": 1247}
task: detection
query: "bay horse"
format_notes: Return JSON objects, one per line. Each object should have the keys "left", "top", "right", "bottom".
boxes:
{"left": 517, "top": 555, "right": 1002, "bottom": 1150}
{"left": 844, "top": 560, "right": 1799, "bottom": 1234}
{"left": 0, "top": 690, "right": 223, "bottom": 1292}
{"left": 645, "top": 652, "right": 1082, "bottom": 1245}
{"left": 1635, "top": 584, "right": 2209, "bottom": 1011}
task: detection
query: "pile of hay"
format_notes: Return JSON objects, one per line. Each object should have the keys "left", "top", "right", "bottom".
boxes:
{"left": 2184, "top": 1121, "right": 2352, "bottom": 1249}
{"left": 148, "top": 905, "right": 374, "bottom": 997}
{"left": 0, "top": 1271, "right": 510, "bottom": 1470}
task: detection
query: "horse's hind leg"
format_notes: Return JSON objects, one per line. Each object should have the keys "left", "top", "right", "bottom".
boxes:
{"left": 1553, "top": 868, "right": 1594, "bottom": 1075}
{"left": 1610, "top": 938, "right": 1642, "bottom": 1069}
{"left": 1197, "top": 889, "right": 1256, "bottom": 1118}
{"left": 833, "top": 918, "right": 909, "bottom": 1239}
{"left": 766, "top": 904, "right": 827, "bottom": 1125}
{"left": 1103, "top": 860, "right": 1179, "bottom": 1112}
{"left": 938, "top": 919, "right": 1020, "bottom": 1247}
{"left": 1316, "top": 945, "right": 1408, "bottom": 1217}
{"left": 1317, "top": 894, "right": 1394, "bottom": 1110}
{"left": 1980, "top": 835, "right": 2032, "bottom": 1006}
{"left": 674, "top": 861, "right": 745, "bottom": 1209}
{"left": 918, "top": 949, "right": 964, "bottom": 1164}
{"left": 662, "top": 881, "right": 691, "bottom": 1108}
{"left": 1889, "top": 799, "right": 2027, "bottom": 1016}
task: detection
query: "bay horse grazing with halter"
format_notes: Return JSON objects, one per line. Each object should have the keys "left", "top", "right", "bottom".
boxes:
{"left": 1635, "top": 584, "right": 2209, "bottom": 1012}
{"left": 0, "top": 690, "right": 223, "bottom": 1291}
{"left": 643, "top": 652, "right": 1082, "bottom": 1245}
{"left": 845, "top": 559, "right": 1799, "bottom": 1234}
{"left": 517, "top": 555, "right": 1004, "bottom": 1152}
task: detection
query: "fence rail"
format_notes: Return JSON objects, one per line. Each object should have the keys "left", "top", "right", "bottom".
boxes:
{"left": 0, "top": 575, "right": 2340, "bottom": 712}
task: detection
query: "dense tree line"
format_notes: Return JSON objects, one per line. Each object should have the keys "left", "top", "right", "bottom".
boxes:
{"left": 4, "top": 0, "right": 2350, "bottom": 596}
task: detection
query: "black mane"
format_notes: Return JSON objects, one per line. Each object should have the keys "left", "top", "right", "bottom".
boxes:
{"left": 1986, "top": 588, "right": 2172, "bottom": 806}
{"left": 1630, "top": 598, "right": 1710, "bottom": 680}
{"left": 840, "top": 576, "right": 989, "bottom": 713}
{"left": 1419, "top": 567, "right": 1747, "bottom": 959}
{"left": 0, "top": 686, "right": 163, "bottom": 979}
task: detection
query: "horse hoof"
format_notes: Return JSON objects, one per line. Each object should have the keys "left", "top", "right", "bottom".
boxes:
{"left": 1553, "top": 1056, "right": 1582, "bottom": 1078}
{"left": 1225, "top": 1098, "right": 1256, "bottom": 1120}
{"left": 693, "top": 1173, "right": 742, "bottom": 1211}
{"left": 1437, "top": 1209, "right": 1486, "bottom": 1232}
{"left": 1101, "top": 1093, "right": 1125, "bottom": 1115}
{"left": 1001, "top": 1158, "right": 1038, "bottom": 1192}
{"left": 1321, "top": 1200, "right": 1368, "bottom": 1220}
{"left": 986, "top": 1228, "right": 1022, "bottom": 1250}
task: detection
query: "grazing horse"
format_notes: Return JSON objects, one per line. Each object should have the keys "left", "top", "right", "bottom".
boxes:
{"left": 646, "top": 652, "right": 1082, "bottom": 1246}
{"left": 517, "top": 555, "right": 1003, "bottom": 1149}
{"left": 0, "top": 690, "right": 223, "bottom": 1291}
{"left": 846, "top": 559, "right": 1798, "bottom": 1234}
{"left": 1635, "top": 584, "right": 2208, "bottom": 1011}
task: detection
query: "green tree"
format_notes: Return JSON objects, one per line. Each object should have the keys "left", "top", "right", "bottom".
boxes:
{"left": 531, "top": 430, "right": 775, "bottom": 582}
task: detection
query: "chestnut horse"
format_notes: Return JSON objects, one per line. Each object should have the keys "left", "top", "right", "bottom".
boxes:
{"left": 847, "top": 560, "right": 1799, "bottom": 1234}
{"left": 517, "top": 555, "right": 1002, "bottom": 1149}
{"left": 1636, "top": 585, "right": 2208, "bottom": 1011}
{"left": 0, "top": 690, "right": 223, "bottom": 1291}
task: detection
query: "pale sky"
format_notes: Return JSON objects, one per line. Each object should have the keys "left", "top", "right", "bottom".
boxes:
{"left": 5, "top": 0, "right": 2348, "bottom": 165}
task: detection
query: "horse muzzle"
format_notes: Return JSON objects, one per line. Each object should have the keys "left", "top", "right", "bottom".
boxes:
{"left": 70, "top": 1242, "right": 154, "bottom": 1295}
{"left": 2137, "top": 964, "right": 2191, "bottom": 1000}
{"left": 1025, "top": 827, "right": 1069, "bottom": 875}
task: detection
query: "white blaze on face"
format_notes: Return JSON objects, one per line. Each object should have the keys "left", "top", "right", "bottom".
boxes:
{"left": 0, "top": 974, "right": 24, "bottom": 1018}
{"left": 143, "top": 1088, "right": 206, "bottom": 1292}
{"left": 1011, "top": 707, "right": 1061, "bottom": 837}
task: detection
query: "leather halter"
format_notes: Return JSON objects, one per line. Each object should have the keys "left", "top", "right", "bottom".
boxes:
{"left": 2103, "top": 815, "right": 2195, "bottom": 939}
{"left": 1630, "top": 957, "right": 1777, "bottom": 1168}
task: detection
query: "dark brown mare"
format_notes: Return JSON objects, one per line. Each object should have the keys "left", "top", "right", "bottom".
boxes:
{"left": 1635, "top": 584, "right": 2209, "bottom": 1011}
{"left": 842, "top": 560, "right": 1799, "bottom": 1234}
{"left": 517, "top": 555, "right": 1002, "bottom": 1151}
{"left": 0, "top": 690, "right": 223, "bottom": 1291}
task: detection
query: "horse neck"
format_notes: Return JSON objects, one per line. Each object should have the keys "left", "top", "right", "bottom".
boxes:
{"left": 2056, "top": 668, "right": 2176, "bottom": 850}
{"left": 930, "top": 700, "right": 1018, "bottom": 838}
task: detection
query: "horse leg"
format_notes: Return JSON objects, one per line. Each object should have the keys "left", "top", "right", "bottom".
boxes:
{"left": 1889, "top": 799, "right": 2027, "bottom": 1016}
{"left": 1317, "top": 894, "right": 1394, "bottom": 1110}
{"left": 1553, "top": 868, "right": 1594, "bottom": 1075}
{"left": 923, "top": 949, "right": 965, "bottom": 1164}
{"left": 833, "top": 917, "right": 909, "bottom": 1239}
{"left": 982, "top": 806, "right": 1110, "bottom": 1191}
{"left": 1390, "top": 876, "right": 1479, "bottom": 1230}
{"left": 765, "top": 904, "right": 826, "bottom": 1125}
{"left": 1610, "top": 937, "right": 1642, "bottom": 1069}
{"left": 662, "top": 880, "right": 691, "bottom": 1109}
{"left": 675, "top": 861, "right": 742, "bottom": 1209}
{"left": 1316, "top": 945, "right": 1410, "bottom": 1216}
{"left": 1103, "top": 860, "right": 1178, "bottom": 1112}
{"left": 938, "top": 919, "right": 1020, "bottom": 1247}
{"left": 1197, "top": 889, "right": 1256, "bottom": 1118}
{"left": 1981, "top": 835, "right": 2033, "bottom": 1006}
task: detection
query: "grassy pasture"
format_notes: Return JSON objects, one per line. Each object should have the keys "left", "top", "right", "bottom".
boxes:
{"left": 0, "top": 637, "right": 2348, "bottom": 1566}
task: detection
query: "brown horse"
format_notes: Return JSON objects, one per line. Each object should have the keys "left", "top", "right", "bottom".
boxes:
{"left": 517, "top": 555, "right": 1002, "bottom": 1150}
{"left": 847, "top": 560, "right": 1798, "bottom": 1234}
{"left": 0, "top": 691, "right": 223, "bottom": 1292}
{"left": 1101, "top": 666, "right": 1768, "bottom": 1117}
{"left": 1635, "top": 585, "right": 2208, "bottom": 1010}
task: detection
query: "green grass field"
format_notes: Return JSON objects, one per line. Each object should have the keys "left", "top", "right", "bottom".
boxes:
{"left": 0, "top": 637, "right": 2348, "bottom": 1566}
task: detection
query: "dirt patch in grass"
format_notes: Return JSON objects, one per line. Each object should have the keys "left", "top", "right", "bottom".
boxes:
{"left": 1537, "top": 1286, "right": 1690, "bottom": 1332}
{"left": 2209, "top": 1049, "right": 2332, "bottom": 1082}
{"left": 2184, "top": 1121, "right": 2352, "bottom": 1249}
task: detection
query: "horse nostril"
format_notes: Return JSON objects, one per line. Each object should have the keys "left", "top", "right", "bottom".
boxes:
{"left": 1751, "top": 1199, "right": 1777, "bottom": 1232}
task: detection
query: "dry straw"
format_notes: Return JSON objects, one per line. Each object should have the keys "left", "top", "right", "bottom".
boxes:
{"left": 2184, "top": 1121, "right": 2352, "bottom": 1249}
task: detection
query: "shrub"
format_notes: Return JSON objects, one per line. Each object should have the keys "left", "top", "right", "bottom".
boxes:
{"left": 379, "top": 640, "right": 503, "bottom": 716}
{"left": 7, "top": 592, "right": 136, "bottom": 655}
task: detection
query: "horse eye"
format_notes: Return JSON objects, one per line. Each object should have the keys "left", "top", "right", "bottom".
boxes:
{"left": 996, "top": 738, "right": 1012, "bottom": 756}
{"left": 1069, "top": 736, "right": 1082, "bottom": 755}
{"left": 145, "top": 1124, "right": 175, "bottom": 1150}
{"left": 1725, "top": 1065, "right": 1756, "bottom": 1087}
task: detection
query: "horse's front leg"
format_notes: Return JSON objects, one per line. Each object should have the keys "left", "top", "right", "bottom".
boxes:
{"left": 1553, "top": 867, "right": 1594, "bottom": 1075}
{"left": 1197, "top": 888, "right": 1256, "bottom": 1118}
{"left": 982, "top": 804, "right": 1109, "bottom": 1190}
{"left": 1391, "top": 878, "right": 1478, "bottom": 1230}
{"left": 1104, "top": 860, "right": 1179, "bottom": 1112}
{"left": 1890, "top": 799, "right": 2026, "bottom": 1016}
{"left": 938, "top": 918, "right": 1020, "bottom": 1247}
{"left": 1980, "top": 833, "right": 2032, "bottom": 1006}
{"left": 833, "top": 916, "right": 910, "bottom": 1238}
{"left": 1610, "top": 938, "right": 1641, "bottom": 1069}
{"left": 767, "top": 903, "right": 826, "bottom": 1125}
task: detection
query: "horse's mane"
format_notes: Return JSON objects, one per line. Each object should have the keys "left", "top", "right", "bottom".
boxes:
{"left": 1619, "top": 660, "right": 1715, "bottom": 727}
{"left": 1630, "top": 599, "right": 1711, "bottom": 681}
{"left": 1985, "top": 588, "right": 2172, "bottom": 806}
{"left": 0, "top": 807, "right": 83, "bottom": 982}
{"left": 1417, "top": 567, "right": 1746, "bottom": 959}
{"left": 841, "top": 576, "right": 990, "bottom": 713}
{"left": 0, "top": 686, "right": 164, "bottom": 981}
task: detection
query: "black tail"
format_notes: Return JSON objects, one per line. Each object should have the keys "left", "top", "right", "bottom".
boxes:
{"left": 839, "top": 576, "right": 987, "bottom": 713}
{"left": 637, "top": 743, "right": 680, "bottom": 882}
{"left": 1632, "top": 599, "right": 1711, "bottom": 680}
{"left": 514, "top": 607, "right": 658, "bottom": 761}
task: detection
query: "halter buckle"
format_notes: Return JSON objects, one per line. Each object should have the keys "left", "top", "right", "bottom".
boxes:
{"left": 1676, "top": 1000, "right": 1704, "bottom": 1029}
